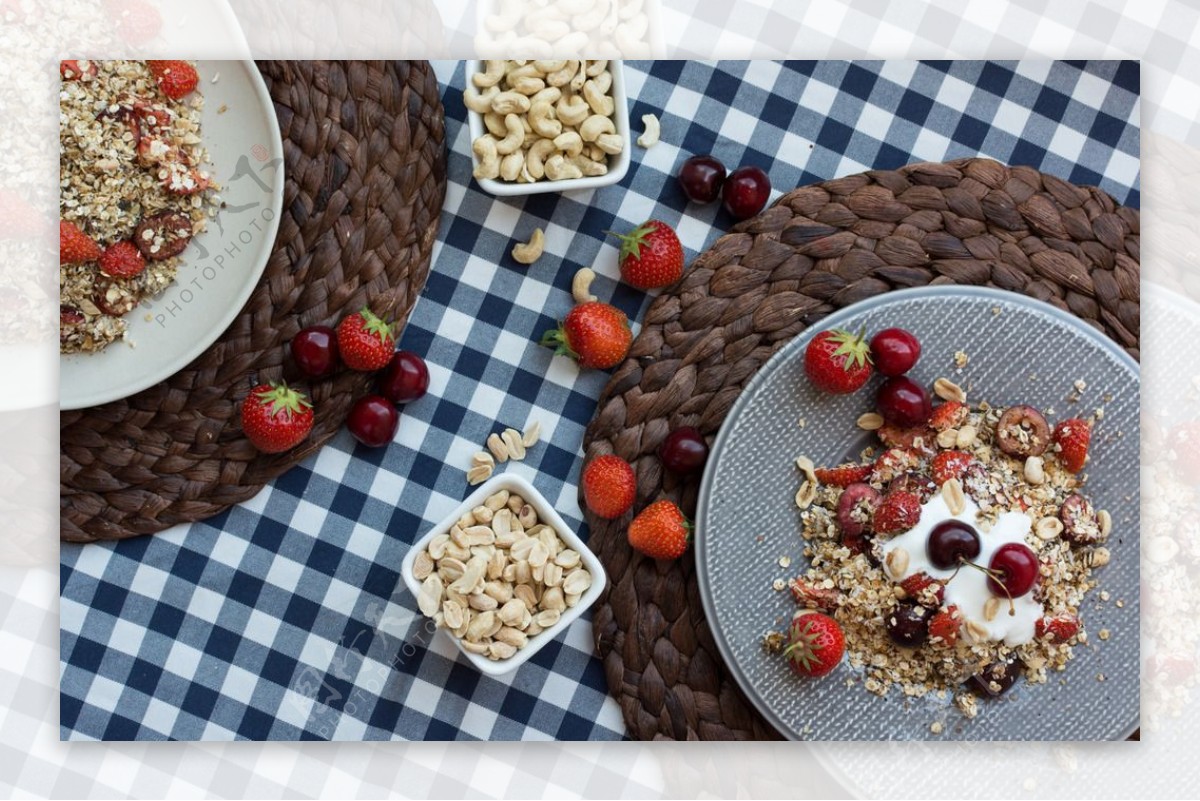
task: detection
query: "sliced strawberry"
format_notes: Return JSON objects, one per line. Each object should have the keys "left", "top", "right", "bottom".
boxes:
{"left": 929, "top": 400, "right": 969, "bottom": 431}
{"left": 870, "top": 447, "right": 922, "bottom": 484}
{"left": 788, "top": 577, "right": 841, "bottom": 612}
{"left": 1036, "top": 613, "right": 1081, "bottom": 642}
{"left": 900, "top": 572, "right": 945, "bottom": 607}
{"left": 930, "top": 450, "right": 975, "bottom": 485}
{"left": 928, "top": 605, "right": 961, "bottom": 646}
{"left": 814, "top": 463, "right": 872, "bottom": 487}
{"left": 877, "top": 423, "right": 936, "bottom": 454}
{"left": 874, "top": 491, "right": 920, "bottom": 535}
{"left": 1053, "top": 417, "right": 1091, "bottom": 473}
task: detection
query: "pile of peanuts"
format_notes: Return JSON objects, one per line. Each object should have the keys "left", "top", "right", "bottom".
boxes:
{"left": 464, "top": 59, "right": 624, "bottom": 183}
{"left": 413, "top": 488, "right": 594, "bottom": 660}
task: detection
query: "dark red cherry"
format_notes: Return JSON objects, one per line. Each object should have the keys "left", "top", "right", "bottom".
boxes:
{"left": 926, "top": 520, "right": 981, "bottom": 570}
{"left": 678, "top": 155, "right": 727, "bottom": 204}
{"left": 291, "top": 325, "right": 339, "bottom": 377}
{"left": 379, "top": 350, "right": 430, "bottom": 404}
{"left": 869, "top": 327, "right": 921, "bottom": 376}
{"left": 659, "top": 426, "right": 709, "bottom": 474}
{"left": 987, "top": 542, "right": 1039, "bottom": 598}
{"left": 876, "top": 376, "right": 932, "bottom": 427}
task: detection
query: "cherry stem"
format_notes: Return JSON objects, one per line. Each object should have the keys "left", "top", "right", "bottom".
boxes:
{"left": 954, "top": 557, "right": 1017, "bottom": 616}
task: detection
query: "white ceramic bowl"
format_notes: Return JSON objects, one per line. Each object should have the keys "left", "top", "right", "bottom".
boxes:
{"left": 463, "top": 59, "right": 631, "bottom": 196}
{"left": 399, "top": 472, "right": 607, "bottom": 676}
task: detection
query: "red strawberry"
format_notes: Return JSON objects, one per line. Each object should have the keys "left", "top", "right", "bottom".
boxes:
{"left": 240, "top": 382, "right": 314, "bottom": 453}
{"left": 929, "top": 400, "right": 969, "bottom": 431}
{"left": 336, "top": 308, "right": 396, "bottom": 370}
{"left": 581, "top": 455, "right": 636, "bottom": 519}
{"left": 98, "top": 240, "right": 146, "bottom": 278}
{"left": 60, "top": 60, "right": 98, "bottom": 81}
{"left": 610, "top": 220, "right": 684, "bottom": 289}
{"left": 928, "top": 605, "right": 961, "bottom": 646}
{"left": 541, "top": 301, "right": 631, "bottom": 370}
{"left": 788, "top": 577, "right": 841, "bottom": 611}
{"left": 877, "top": 423, "right": 936, "bottom": 454}
{"left": 803, "top": 328, "right": 872, "bottom": 394}
{"left": 105, "top": 0, "right": 162, "bottom": 44}
{"left": 873, "top": 491, "right": 920, "bottom": 534}
{"left": 1053, "top": 417, "right": 1091, "bottom": 473}
{"left": 147, "top": 60, "right": 199, "bottom": 100}
{"left": 783, "top": 610, "right": 845, "bottom": 678}
{"left": 900, "top": 572, "right": 945, "bottom": 607}
{"left": 1036, "top": 613, "right": 1081, "bottom": 643}
{"left": 627, "top": 499, "right": 690, "bottom": 560}
{"left": 60, "top": 220, "right": 102, "bottom": 264}
{"left": 870, "top": 447, "right": 922, "bottom": 484}
{"left": 814, "top": 463, "right": 872, "bottom": 487}
{"left": 930, "top": 450, "right": 975, "bottom": 485}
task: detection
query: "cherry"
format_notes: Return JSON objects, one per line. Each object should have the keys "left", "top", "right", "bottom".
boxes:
{"left": 659, "top": 426, "right": 709, "bottom": 474}
{"left": 346, "top": 395, "right": 399, "bottom": 448}
{"left": 926, "top": 520, "right": 981, "bottom": 570}
{"left": 875, "top": 376, "right": 932, "bottom": 427}
{"left": 869, "top": 327, "right": 921, "bottom": 377}
{"left": 987, "top": 542, "right": 1039, "bottom": 598}
{"left": 885, "top": 602, "right": 929, "bottom": 648}
{"left": 290, "top": 325, "right": 339, "bottom": 377}
{"left": 678, "top": 155, "right": 727, "bottom": 205}
{"left": 721, "top": 165, "right": 771, "bottom": 220}
{"left": 379, "top": 350, "right": 429, "bottom": 404}
{"left": 968, "top": 656, "right": 1020, "bottom": 697}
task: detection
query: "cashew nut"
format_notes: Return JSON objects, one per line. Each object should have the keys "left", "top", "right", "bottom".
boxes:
{"left": 495, "top": 113, "right": 525, "bottom": 155}
{"left": 546, "top": 60, "right": 579, "bottom": 88}
{"left": 595, "top": 133, "right": 625, "bottom": 156}
{"left": 484, "top": 0, "right": 521, "bottom": 32}
{"left": 619, "top": 0, "right": 644, "bottom": 19}
{"left": 545, "top": 154, "right": 583, "bottom": 181}
{"left": 585, "top": 143, "right": 606, "bottom": 162}
{"left": 586, "top": 60, "right": 609, "bottom": 77}
{"left": 483, "top": 111, "right": 508, "bottom": 138}
{"left": 573, "top": 0, "right": 611, "bottom": 32}
{"left": 526, "top": 138, "right": 556, "bottom": 180}
{"left": 473, "top": 60, "right": 506, "bottom": 88}
{"left": 560, "top": 0, "right": 592, "bottom": 13}
{"left": 463, "top": 84, "right": 500, "bottom": 114}
{"left": 570, "top": 153, "right": 608, "bottom": 177}
{"left": 512, "top": 228, "right": 545, "bottom": 264}
{"left": 529, "top": 101, "right": 562, "bottom": 138}
{"left": 472, "top": 136, "right": 500, "bottom": 180}
{"left": 570, "top": 61, "right": 588, "bottom": 91}
{"left": 615, "top": 15, "right": 650, "bottom": 54}
{"left": 534, "top": 60, "right": 567, "bottom": 74}
{"left": 491, "top": 91, "right": 531, "bottom": 115}
{"left": 572, "top": 267, "right": 597, "bottom": 304}
{"left": 507, "top": 62, "right": 543, "bottom": 81}
{"left": 509, "top": 75, "right": 545, "bottom": 96}
{"left": 579, "top": 114, "right": 616, "bottom": 142}
{"left": 637, "top": 113, "right": 660, "bottom": 148}
{"left": 556, "top": 94, "right": 590, "bottom": 127}
{"left": 553, "top": 130, "right": 584, "bottom": 157}
{"left": 590, "top": 69, "right": 613, "bottom": 95}
{"left": 500, "top": 150, "right": 525, "bottom": 182}
{"left": 531, "top": 86, "right": 562, "bottom": 105}
{"left": 582, "top": 80, "right": 614, "bottom": 116}
{"left": 528, "top": 17, "right": 569, "bottom": 41}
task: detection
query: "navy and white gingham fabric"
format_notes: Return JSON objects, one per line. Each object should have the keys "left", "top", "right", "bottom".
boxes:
{"left": 59, "top": 60, "right": 1140, "bottom": 741}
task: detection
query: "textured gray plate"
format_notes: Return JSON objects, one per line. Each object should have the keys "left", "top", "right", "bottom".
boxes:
{"left": 695, "top": 286, "right": 1140, "bottom": 741}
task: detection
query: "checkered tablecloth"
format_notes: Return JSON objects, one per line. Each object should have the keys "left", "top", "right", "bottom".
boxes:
{"left": 59, "top": 60, "right": 1140, "bottom": 741}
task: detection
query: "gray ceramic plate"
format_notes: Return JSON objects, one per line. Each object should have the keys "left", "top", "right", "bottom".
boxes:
{"left": 695, "top": 286, "right": 1140, "bottom": 740}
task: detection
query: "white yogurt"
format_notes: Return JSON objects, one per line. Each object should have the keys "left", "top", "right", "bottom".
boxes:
{"left": 879, "top": 492, "right": 1041, "bottom": 646}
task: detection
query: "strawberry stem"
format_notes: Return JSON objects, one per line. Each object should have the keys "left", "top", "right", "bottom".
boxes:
{"left": 606, "top": 224, "right": 654, "bottom": 262}
{"left": 540, "top": 325, "right": 578, "bottom": 361}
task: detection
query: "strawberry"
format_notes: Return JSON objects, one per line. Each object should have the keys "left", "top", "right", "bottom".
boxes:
{"left": 1169, "top": 421, "right": 1200, "bottom": 483}
{"left": 581, "top": 455, "right": 636, "bottom": 519}
{"left": 1036, "top": 613, "right": 1081, "bottom": 643}
{"left": 788, "top": 577, "right": 841, "bottom": 611}
{"left": 784, "top": 610, "right": 845, "bottom": 678}
{"left": 147, "top": 60, "right": 199, "bottom": 100}
{"left": 930, "top": 450, "right": 975, "bottom": 485}
{"left": 1053, "top": 417, "right": 1091, "bottom": 473}
{"left": 870, "top": 447, "right": 922, "bottom": 484}
{"left": 929, "top": 400, "right": 969, "bottom": 431}
{"left": 627, "top": 499, "right": 690, "bottom": 560}
{"left": 609, "top": 220, "right": 684, "bottom": 290}
{"left": 105, "top": 0, "right": 162, "bottom": 44}
{"left": 60, "top": 220, "right": 101, "bottom": 264}
{"left": 873, "top": 491, "right": 920, "bottom": 534}
{"left": 240, "top": 382, "right": 314, "bottom": 453}
{"left": 877, "top": 423, "right": 935, "bottom": 454}
{"left": 928, "top": 605, "right": 961, "bottom": 646}
{"left": 899, "top": 572, "right": 945, "bottom": 607}
{"left": 803, "top": 328, "right": 872, "bottom": 394}
{"left": 336, "top": 307, "right": 396, "bottom": 370}
{"left": 98, "top": 240, "right": 146, "bottom": 278}
{"left": 60, "top": 60, "right": 97, "bottom": 81}
{"left": 541, "top": 301, "right": 631, "bottom": 370}
{"left": 814, "top": 463, "right": 872, "bottom": 487}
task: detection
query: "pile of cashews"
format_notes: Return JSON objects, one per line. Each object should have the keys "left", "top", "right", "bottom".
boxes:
{"left": 476, "top": 0, "right": 652, "bottom": 59}
{"left": 465, "top": 59, "right": 625, "bottom": 184}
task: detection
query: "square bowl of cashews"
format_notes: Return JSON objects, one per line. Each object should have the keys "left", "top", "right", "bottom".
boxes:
{"left": 463, "top": 59, "right": 631, "bottom": 196}
{"left": 400, "top": 472, "right": 608, "bottom": 676}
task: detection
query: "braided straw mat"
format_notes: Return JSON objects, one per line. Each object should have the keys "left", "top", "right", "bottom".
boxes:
{"left": 61, "top": 61, "right": 447, "bottom": 542}
{"left": 583, "top": 158, "right": 1139, "bottom": 740}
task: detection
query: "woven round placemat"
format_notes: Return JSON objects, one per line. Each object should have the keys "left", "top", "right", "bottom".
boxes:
{"left": 582, "top": 157, "right": 1140, "bottom": 740}
{"left": 61, "top": 60, "right": 447, "bottom": 543}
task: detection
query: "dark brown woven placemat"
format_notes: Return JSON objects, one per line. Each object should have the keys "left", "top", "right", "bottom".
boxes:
{"left": 582, "top": 157, "right": 1140, "bottom": 740}
{"left": 60, "top": 60, "right": 447, "bottom": 543}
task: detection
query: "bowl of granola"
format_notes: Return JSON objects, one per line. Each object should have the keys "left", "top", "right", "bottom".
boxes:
{"left": 59, "top": 59, "right": 283, "bottom": 410}
{"left": 695, "top": 286, "right": 1140, "bottom": 740}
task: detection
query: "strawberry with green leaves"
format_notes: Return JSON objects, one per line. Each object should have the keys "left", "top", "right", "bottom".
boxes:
{"left": 610, "top": 219, "right": 684, "bottom": 289}
{"left": 541, "top": 301, "right": 631, "bottom": 370}
{"left": 627, "top": 499, "right": 690, "bottom": 560}
{"left": 804, "top": 328, "right": 873, "bottom": 394}
{"left": 784, "top": 610, "right": 845, "bottom": 678}
{"left": 336, "top": 307, "right": 396, "bottom": 370}
{"left": 240, "top": 382, "right": 314, "bottom": 453}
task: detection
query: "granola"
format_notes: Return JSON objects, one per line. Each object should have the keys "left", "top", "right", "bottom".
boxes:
{"left": 59, "top": 59, "right": 219, "bottom": 353}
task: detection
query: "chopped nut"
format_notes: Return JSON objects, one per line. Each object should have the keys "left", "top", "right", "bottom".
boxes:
{"left": 934, "top": 377, "right": 966, "bottom": 403}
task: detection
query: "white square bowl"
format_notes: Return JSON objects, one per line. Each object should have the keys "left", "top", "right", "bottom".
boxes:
{"left": 399, "top": 473, "right": 607, "bottom": 676}
{"left": 463, "top": 59, "right": 631, "bottom": 196}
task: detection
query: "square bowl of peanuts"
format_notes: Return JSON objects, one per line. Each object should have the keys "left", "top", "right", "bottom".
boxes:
{"left": 400, "top": 472, "right": 607, "bottom": 675}
{"left": 463, "top": 59, "right": 631, "bottom": 196}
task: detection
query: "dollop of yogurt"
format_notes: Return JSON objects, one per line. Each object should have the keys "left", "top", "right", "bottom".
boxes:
{"left": 879, "top": 492, "right": 1042, "bottom": 646}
